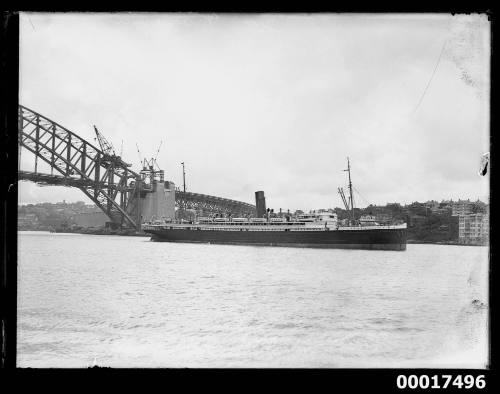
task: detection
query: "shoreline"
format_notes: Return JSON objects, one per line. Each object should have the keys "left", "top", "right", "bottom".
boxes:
{"left": 19, "top": 228, "right": 149, "bottom": 237}
{"left": 407, "top": 240, "right": 487, "bottom": 247}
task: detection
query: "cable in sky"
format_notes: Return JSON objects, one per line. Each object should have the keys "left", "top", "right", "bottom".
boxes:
{"left": 412, "top": 37, "right": 448, "bottom": 114}
{"left": 28, "top": 16, "right": 36, "bottom": 31}
{"left": 353, "top": 186, "right": 371, "bottom": 207}
{"left": 412, "top": 16, "right": 454, "bottom": 114}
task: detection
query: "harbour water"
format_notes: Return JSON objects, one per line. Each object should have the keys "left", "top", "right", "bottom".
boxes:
{"left": 17, "top": 231, "right": 489, "bottom": 368}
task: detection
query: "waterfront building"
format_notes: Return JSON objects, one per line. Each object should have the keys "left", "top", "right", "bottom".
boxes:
{"left": 458, "top": 213, "right": 489, "bottom": 245}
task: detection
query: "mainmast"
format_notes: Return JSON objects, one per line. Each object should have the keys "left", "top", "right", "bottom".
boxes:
{"left": 345, "top": 157, "right": 355, "bottom": 222}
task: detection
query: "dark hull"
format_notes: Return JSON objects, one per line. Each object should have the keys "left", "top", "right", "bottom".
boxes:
{"left": 144, "top": 227, "right": 407, "bottom": 251}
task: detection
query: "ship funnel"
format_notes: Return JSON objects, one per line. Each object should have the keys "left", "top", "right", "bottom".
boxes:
{"left": 255, "top": 191, "right": 267, "bottom": 218}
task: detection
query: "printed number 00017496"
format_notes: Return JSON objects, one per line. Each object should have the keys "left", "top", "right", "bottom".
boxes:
{"left": 396, "top": 375, "right": 486, "bottom": 389}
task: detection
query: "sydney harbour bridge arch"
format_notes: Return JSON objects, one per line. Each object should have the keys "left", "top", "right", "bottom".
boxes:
{"left": 18, "top": 105, "right": 256, "bottom": 230}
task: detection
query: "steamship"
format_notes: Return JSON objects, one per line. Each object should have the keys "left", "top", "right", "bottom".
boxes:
{"left": 142, "top": 159, "right": 407, "bottom": 251}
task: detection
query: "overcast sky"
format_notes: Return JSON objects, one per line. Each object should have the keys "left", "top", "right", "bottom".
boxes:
{"left": 19, "top": 13, "right": 490, "bottom": 211}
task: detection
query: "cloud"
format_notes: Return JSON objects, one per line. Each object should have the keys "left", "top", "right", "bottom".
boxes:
{"left": 19, "top": 13, "right": 490, "bottom": 209}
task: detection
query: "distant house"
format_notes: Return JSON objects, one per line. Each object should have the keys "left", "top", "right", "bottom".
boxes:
{"left": 374, "top": 213, "right": 392, "bottom": 225}
{"left": 359, "top": 215, "right": 376, "bottom": 225}
{"left": 425, "top": 200, "right": 440, "bottom": 213}
{"left": 452, "top": 199, "right": 473, "bottom": 216}
{"left": 18, "top": 213, "right": 39, "bottom": 229}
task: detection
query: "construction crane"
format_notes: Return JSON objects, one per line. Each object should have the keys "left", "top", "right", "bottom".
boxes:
{"left": 94, "top": 125, "right": 116, "bottom": 156}
{"left": 139, "top": 140, "right": 165, "bottom": 185}
{"left": 140, "top": 141, "right": 163, "bottom": 172}
{"left": 154, "top": 140, "right": 163, "bottom": 164}
{"left": 93, "top": 125, "right": 131, "bottom": 167}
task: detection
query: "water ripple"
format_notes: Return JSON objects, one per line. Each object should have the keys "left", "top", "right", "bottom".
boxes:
{"left": 17, "top": 233, "right": 489, "bottom": 368}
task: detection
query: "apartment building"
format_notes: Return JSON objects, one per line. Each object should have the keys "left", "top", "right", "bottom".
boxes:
{"left": 458, "top": 213, "right": 489, "bottom": 245}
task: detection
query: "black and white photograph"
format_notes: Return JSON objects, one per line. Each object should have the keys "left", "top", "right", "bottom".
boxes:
{"left": 14, "top": 12, "right": 489, "bottom": 369}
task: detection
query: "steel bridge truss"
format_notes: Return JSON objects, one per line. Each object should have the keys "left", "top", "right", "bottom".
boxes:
{"left": 18, "top": 105, "right": 257, "bottom": 226}
{"left": 176, "top": 191, "right": 255, "bottom": 217}
{"left": 18, "top": 105, "right": 145, "bottom": 229}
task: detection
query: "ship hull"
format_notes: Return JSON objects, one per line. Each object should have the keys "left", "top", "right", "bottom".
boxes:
{"left": 144, "top": 227, "right": 407, "bottom": 251}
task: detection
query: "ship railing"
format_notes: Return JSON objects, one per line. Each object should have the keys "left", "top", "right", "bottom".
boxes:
{"left": 192, "top": 227, "right": 328, "bottom": 231}
{"left": 146, "top": 226, "right": 329, "bottom": 231}
{"left": 338, "top": 224, "right": 407, "bottom": 230}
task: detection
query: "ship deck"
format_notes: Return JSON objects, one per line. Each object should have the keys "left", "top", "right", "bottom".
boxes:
{"left": 142, "top": 223, "right": 407, "bottom": 232}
